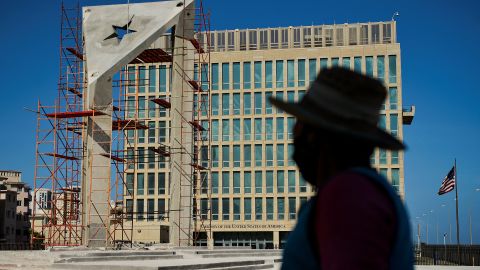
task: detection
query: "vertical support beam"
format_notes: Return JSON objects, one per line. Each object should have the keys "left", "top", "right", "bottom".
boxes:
{"left": 169, "top": 1, "right": 195, "bottom": 247}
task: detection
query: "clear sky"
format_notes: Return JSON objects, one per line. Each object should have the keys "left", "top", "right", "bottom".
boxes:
{"left": 0, "top": 0, "right": 479, "bottom": 244}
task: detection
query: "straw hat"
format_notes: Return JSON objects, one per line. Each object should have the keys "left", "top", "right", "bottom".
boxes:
{"left": 269, "top": 67, "right": 405, "bottom": 150}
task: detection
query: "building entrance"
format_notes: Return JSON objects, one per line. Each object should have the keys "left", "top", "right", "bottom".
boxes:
{"left": 213, "top": 232, "right": 274, "bottom": 249}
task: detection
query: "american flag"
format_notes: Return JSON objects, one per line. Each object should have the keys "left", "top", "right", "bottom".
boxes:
{"left": 438, "top": 167, "right": 456, "bottom": 195}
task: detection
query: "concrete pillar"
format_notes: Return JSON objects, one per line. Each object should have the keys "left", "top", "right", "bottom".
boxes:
{"left": 273, "top": 231, "right": 280, "bottom": 249}
{"left": 169, "top": 1, "right": 195, "bottom": 247}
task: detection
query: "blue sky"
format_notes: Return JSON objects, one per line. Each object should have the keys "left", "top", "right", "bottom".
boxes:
{"left": 0, "top": 0, "right": 479, "bottom": 244}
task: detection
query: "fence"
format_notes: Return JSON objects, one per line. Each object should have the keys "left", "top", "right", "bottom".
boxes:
{"left": 416, "top": 244, "right": 480, "bottom": 266}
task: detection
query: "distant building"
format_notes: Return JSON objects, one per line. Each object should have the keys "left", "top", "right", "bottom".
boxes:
{"left": 0, "top": 171, "right": 32, "bottom": 246}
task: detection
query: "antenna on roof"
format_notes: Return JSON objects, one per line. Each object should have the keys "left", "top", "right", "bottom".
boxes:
{"left": 391, "top": 11, "right": 400, "bottom": 21}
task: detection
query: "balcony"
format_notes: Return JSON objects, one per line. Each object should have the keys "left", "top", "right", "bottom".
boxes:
{"left": 402, "top": 105, "right": 415, "bottom": 125}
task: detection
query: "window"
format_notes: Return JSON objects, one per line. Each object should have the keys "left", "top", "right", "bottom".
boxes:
{"left": 147, "top": 199, "right": 154, "bottom": 221}
{"left": 148, "top": 173, "right": 155, "bottom": 195}
{"left": 277, "top": 144, "right": 284, "bottom": 166}
{"left": 148, "top": 66, "right": 156, "bottom": 92}
{"left": 391, "top": 150, "right": 399, "bottom": 164}
{"left": 240, "top": 31, "right": 247, "bottom": 50}
{"left": 313, "top": 26, "right": 323, "bottom": 47}
{"left": 288, "top": 170, "right": 296, "bottom": 192}
{"left": 266, "top": 144, "right": 274, "bottom": 166}
{"left": 201, "top": 198, "right": 209, "bottom": 219}
{"left": 255, "top": 144, "right": 262, "bottom": 167}
{"left": 222, "top": 119, "right": 229, "bottom": 141}
{"left": 243, "top": 62, "right": 251, "bottom": 89}
{"left": 276, "top": 92, "right": 284, "bottom": 113}
{"left": 233, "top": 171, "right": 241, "bottom": 193}
{"left": 271, "top": 29, "right": 279, "bottom": 48}
{"left": 138, "top": 96, "right": 146, "bottom": 119}
{"left": 266, "top": 198, "right": 274, "bottom": 220}
{"left": 265, "top": 118, "right": 273, "bottom": 140}
{"left": 200, "top": 63, "right": 208, "bottom": 90}
{"left": 372, "top": 24, "right": 380, "bottom": 44}
{"left": 380, "top": 168, "right": 388, "bottom": 179}
{"left": 390, "top": 114, "right": 398, "bottom": 136}
{"left": 222, "top": 145, "right": 230, "bottom": 167}
{"left": 332, "top": 57, "right": 339, "bottom": 67}
{"left": 139, "top": 66, "right": 146, "bottom": 93}
{"left": 277, "top": 170, "right": 285, "bottom": 193}
{"left": 389, "top": 87, "right": 398, "bottom": 110}
{"left": 265, "top": 61, "right": 273, "bottom": 88}
{"left": 244, "top": 119, "right": 251, "bottom": 140}
{"left": 277, "top": 197, "right": 285, "bottom": 220}
{"left": 266, "top": 171, "right": 274, "bottom": 193}
{"left": 377, "top": 56, "right": 385, "bottom": 81}
{"left": 287, "top": 60, "right": 295, "bottom": 87}
{"left": 349, "top": 27, "right": 358, "bottom": 45}
{"left": 244, "top": 198, "right": 252, "bottom": 220}
{"left": 128, "top": 66, "right": 135, "bottom": 93}
{"left": 126, "top": 173, "right": 134, "bottom": 196}
{"left": 254, "top": 61, "right": 262, "bottom": 89}
{"left": 233, "top": 62, "right": 240, "bottom": 89}
{"left": 233, "top": 198, "right": 241, "bottom": 221}
{"left": 379, "top": 114, "right": 386, "bottom": 129}
{"left": 342, "top": 57, "right": 351, "bottom": 69}
{"left": 233, "top": 145, "right": 241, "bottom": 167}
{"left": 222, "top": 94, "right": 230, "bottom": 115}
{"left": 244, "top": 171, "right": 252, "bottom": 193}
{"left": 281, "top": 28, "right": 289, "bottom": 48}
{"left": 320, "top": 58, "right": 328, "bottom": 70}
{"left": 255, "top": 197, "right": 263, "bottom": 220}
{"left": 244, "top": 144, "right": 252, "bottom": 167}
{"left": 259, "top": 29, "right": 268, "bottom": 49}
{"left": 222, "top": 63, "right": 230, "bottom": 90}
{"left": 243, "top": 93, "right": 252, "bottom": 114}
{"left": 212, "top": 198, "right": 219, "bottom": 220}
{"left": 228, "top": 31, "right": 235, "bottom": 50}
{"left": 288, "top": 143, "right": 295, "bottom": 166}
{"left": 353, "top": 56, "right": 362, "bottom": 73}
{"left": 380, "top": 149, "right": 387, "bottom": 164}
{"left": 254, "top": 93, "right": 262, "bottom": 114}
{"left": 137, "top": 199, "right": 144, "bottom": 221}
{"left": 265, "top": 92, "right": 273, "bottom": 114}
{"left": 217, "top": 32, "right": 225, "bottom": 51}
{"left": 298, "top": 59, "right": 305, "bottom": 87}
{"left": 233, "top": 119, "right": 241, "bottom": 141}
{"left": 137, "top": 174, "right": 144, "bottom": 195}
{"left": 222, "top": 198, "right": 230, "bottom": 220}
{"left": 249, "top": 30, "right": 257, "bottom": 50}
{"left": 360, "top": 25, "right": 369, "bottom": 45}
{"left": 212, "top": 172, "right": 219, "bottom": 194}
{"left": 309, "top": 59, "right": 317, "bottom": 83}
{"left": 212, "top": 63, "right": 219, "bottom": 90}
{"left": 255, "top": 171, "right": 263, "bottom": 193}
{"left": 276, "top": 60, "right": 284, "bottom": 88}
{"left": 158, "top": 173, "right": 165, "bottom": 194}
{"left": 126, "top": 199, "right": 133, "bottom": 220}
{"left": 254, "top": 118, "right": 262, "bottom": 140}
{"left": 288, "top": 197, "right": 296, "bottom": 220}
{"left": 303, "top": 27, "right": 312, "bottom": 47}
{"left": 366, "top": 56, "right": 373, "bottom": 77}
{"left": 389, "top": 55, "right": 397, "bottom": 83}
{"left": 222, "top": 172, "right": 230, "bottom": 193}
{"left": 211, "top": 146, "right": 219, "bottom": 167}
{"left": 212, "top": 120, "right": 219, "bottom": 141}
{"left": 383, "top": 23, "right": 392, "bottom": 43}
{"left": 159, "top": 65, "right": 167, "bottom": 92}
{"left": 325, "top": 29, "right": 333, "bottom": 46}
{"left": 392, "top": 169, "right": 400, "bottom": 192}
{"left": 299, "top": 174, "right": 307, "bottom": 192}
{"left": 201, "top": 172, "right": 208, "bottom": 194}
{"left": 276, "top": 117, "right": 284, "bottom": 140}
{"left": 148, "top": 122, "right": 155, "bottom": 143}
{"left": 287, "top": 117, "right": 295, "bottom": 139}
{"left": 212, "top": 94, "right": 219, "bottom": 115}
{"left": 336, "top": 28, "right": 343, "bottom": 46}
{"left": 293, "top": 28, "right": 301, "bottom": 47}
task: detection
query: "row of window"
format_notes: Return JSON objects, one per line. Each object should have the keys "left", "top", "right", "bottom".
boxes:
{"left": 200, "top": 23, "right": 393, "bottom": 51}
{"left": 125, "top": 55, "right": 398, "bottom": 95}
{"left": 127, "top": 196, "right": 309, "bottom": 222}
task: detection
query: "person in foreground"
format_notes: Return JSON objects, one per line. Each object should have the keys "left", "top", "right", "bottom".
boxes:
{"left": 270, "top": 67, "right": 414, "bottom": 270}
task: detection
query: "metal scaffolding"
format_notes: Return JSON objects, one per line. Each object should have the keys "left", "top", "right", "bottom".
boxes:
{"left": 32, "top": 0, "right": 211, "bottom": 248}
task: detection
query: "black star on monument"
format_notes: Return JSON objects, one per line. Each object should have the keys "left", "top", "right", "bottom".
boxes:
{"left": 104, "top": 16, "right": 136, "bottom": 41}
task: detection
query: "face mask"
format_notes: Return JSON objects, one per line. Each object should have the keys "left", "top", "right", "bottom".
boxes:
{"left": 293, "top": 131, "right": 319, "bottom": 186}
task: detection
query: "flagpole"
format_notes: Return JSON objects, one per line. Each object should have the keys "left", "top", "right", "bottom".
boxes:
{"left": 454, "top": 159, "right": 460, "bottom": 253}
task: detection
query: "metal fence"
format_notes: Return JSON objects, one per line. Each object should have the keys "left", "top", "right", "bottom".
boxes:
{"left": 415, "top": 244, "right": 480, "bottom": 266}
